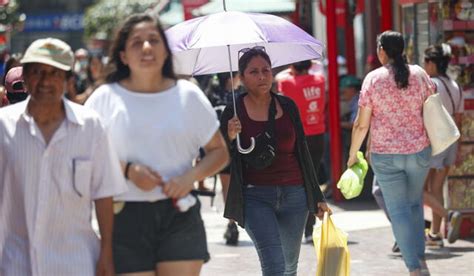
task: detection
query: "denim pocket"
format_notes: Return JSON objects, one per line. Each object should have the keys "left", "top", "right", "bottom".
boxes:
{"left": 416, "top": 147, "right": 431, "bottom": 168}
{"left": 371, "top": 153, "right": 393, "bottom": 167}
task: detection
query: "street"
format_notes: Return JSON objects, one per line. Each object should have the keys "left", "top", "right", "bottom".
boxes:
{"left": 199, "top": 178, "right": 474, "bottom": 276}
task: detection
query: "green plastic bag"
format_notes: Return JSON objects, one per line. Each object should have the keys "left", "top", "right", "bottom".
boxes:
{"left": 337, "top": 151, "right": 368, "bottom": 199}
{"left": 313, "top": 212, "right": 351, "bottom": 276}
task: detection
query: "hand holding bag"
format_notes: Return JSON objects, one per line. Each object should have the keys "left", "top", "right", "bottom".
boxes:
{"left": 337, "top": 151, "right": 368, "bottom": 199}
{"left": 423, "top": 91, "right": 460, "bottom": 156}
{"left": 313, "top": 212, "right": 350, "bottom": 276}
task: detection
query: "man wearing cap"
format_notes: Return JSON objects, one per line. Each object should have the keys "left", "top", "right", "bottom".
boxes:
{"left": 340, "top": 75, "right": 362, "bottom": 130}
{"left": 4, "top": 66, "right": 28, "bottom": 104}
{"left": 0, "top": 38, "right": 127, "bottom": 275}
{"left": 340, "top": 75, "right": 362, "bottom": 164}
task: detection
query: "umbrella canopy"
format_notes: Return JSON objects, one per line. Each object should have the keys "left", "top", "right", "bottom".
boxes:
{"left": 166, "top": 11, "right": 324, "bottom": 76}
{"left": 192, "top": 0, "right": 295, "bottom": 17}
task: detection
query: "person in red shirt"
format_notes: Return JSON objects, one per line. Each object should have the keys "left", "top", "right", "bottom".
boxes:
{"left": 277, "top": 60, "right": 326, "bottom": 243}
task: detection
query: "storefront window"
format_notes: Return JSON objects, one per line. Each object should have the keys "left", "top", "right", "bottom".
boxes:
{"left": 402, "top": 5, "right": 416, "bottom": 64}
{"left": 428, "top": 2, "right": 443, "bottom": 45}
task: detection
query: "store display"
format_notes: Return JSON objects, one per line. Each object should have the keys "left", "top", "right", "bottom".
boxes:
{"left": 461, "top": 106, "right": 474, "bottom": 142}
{"left": 416, "top": 0, "right": 474, "bottom": 239}
{"left": 449, "top": 144, "right": 474, "bottom": 176}
{"left": 445, "top": 178, "right": 474, "bottom": 209}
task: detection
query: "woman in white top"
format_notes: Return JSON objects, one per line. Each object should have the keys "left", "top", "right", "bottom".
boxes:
{"left": 86, "top": 13, "right": 229, "bottom": 276}
{"left": 423, "top": 44, "right": 463, "bottom": 246}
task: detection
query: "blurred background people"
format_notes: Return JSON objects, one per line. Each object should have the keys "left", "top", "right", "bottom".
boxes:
{"left": 339, "top": 75, "right": 362, "bottom": 164}
{"left": 74, "top": 48, "right": 89, "bottom": 94}
{"left": 423, "top": 43, "right": 463, "bottom": 246}
{"left": 75, "top": 53, "right": 105, "bottom": 104}
{"left": 206, "top": 71, "right": 242, "bottom": 245}
{"left": 4, "top": 66, "right": 27, "bottom": 104}
{"left": 2, "top": 53, "right": 23, "bottom": 85}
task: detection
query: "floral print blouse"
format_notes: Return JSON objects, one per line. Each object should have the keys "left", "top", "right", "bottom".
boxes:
{"left": 359, "top": 64, "right": 434, "bottom": 154}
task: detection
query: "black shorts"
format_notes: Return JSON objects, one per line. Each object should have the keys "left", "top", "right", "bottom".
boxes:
{"left": 113, "top": 198, "right": 209, "bottom": 273}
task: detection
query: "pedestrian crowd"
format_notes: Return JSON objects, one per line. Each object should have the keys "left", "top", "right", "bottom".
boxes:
{"left": 0, "top": 11, "right": 465, "bottom": 276}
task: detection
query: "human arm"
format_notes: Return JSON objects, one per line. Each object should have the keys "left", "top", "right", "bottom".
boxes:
{"left": 121, "top": 161, "right": 163, "bottom": 191}
{"left": 340, "top": 121, "right": 354, "bottom": 129}
{"left": 347, "top": 106, "right": 372, "bottom": 167}
{"left": 94, "top": 197, "right": 114, "bottom": 276}
{"left": 315, "top": 202, "right": 332, "bottom": 220}
{"left": 365, "top": 131, "right": 372, "bottom": 164}
{"left": 454, "top": 113, "right": 462, "bottom": 132}
{"left": 227, "top": 116, "right": 242, "bottom": 141}
{"left": 454, "top": 112, "right": 463, "bottom": 165}
{"left": 220, "top": 104, "right": 239, "bottom": 148}
{"left": 163, "top": 130, "right": 229, "bottom": 199}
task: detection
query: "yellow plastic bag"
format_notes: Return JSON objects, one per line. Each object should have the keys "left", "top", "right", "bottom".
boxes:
{"left": 313, "top": 212, "right": 350, "bottom": 276}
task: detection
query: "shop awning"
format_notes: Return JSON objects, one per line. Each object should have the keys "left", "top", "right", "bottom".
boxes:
{"left": 193, "top": 0, "right": 295, "bottom": 16}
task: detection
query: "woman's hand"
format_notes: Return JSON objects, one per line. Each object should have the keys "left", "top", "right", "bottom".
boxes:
{"left": 227, "top": 116, "right": 242, "bottom": 141}
{"left": 162, "top": 173, "right": 195, "bottom": 199}
{"left": 128, "top": 163, "right": 163, "bottom": 191}
{"left": 315, "top": 202, "right": 332, "bottom": 220}
{"left": 96, "top": 246, "right": 114, "bottom": 276}
{"left": 347, "top": 153, "right": 359, "bottom": 168}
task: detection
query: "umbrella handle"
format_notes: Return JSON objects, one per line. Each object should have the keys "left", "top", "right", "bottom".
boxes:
{"left": 237, "top": 134, "right": 255, "bottom": 154}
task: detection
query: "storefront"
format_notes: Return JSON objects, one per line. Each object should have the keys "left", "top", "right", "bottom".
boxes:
{"left": 399, "top": 0, "right": 474, "bottom": 239}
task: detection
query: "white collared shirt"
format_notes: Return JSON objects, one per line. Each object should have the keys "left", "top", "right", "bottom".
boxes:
{"left": 0, "top": 98, "right": 127, "bottom": 275}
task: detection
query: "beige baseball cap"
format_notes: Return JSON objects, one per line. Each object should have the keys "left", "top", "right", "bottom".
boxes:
{"left": 20, "top": 38, "right": 74, "bottom": 71}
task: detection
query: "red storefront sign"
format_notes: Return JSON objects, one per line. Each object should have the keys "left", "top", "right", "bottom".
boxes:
{"left": 182, "top": 0, "right": 209, "bottom": 20}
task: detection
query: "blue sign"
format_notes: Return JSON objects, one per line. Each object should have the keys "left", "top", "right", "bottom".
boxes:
{"left": 24, "top": 13, "right": 84, "bottom": 32}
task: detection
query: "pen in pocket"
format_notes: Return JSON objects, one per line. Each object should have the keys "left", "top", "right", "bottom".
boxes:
{"left": 72, "top": 158, "right": 82, "bottom": 197}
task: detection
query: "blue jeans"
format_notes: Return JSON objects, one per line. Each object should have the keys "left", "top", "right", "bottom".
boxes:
{"left": 244, "top": 185, "right": 308, "bottom": 276}
{"left": 371, "top": 147, "right": 431, "bottom": 272}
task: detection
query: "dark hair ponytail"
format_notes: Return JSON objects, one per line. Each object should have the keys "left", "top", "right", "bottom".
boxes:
{"left": 378, "top": 31, "right": 409, "bottom": 89}
{"left": 424, "top": 44, "right": 451, "bottom": 77}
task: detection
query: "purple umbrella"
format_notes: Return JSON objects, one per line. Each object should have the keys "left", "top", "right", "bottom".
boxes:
{"left": 166, "top": 10, "right": 325, "bottom": 153}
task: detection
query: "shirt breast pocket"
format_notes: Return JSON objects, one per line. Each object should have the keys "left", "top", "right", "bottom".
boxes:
{"left": 73, "top": 159, "right": 92, "bottom": 199}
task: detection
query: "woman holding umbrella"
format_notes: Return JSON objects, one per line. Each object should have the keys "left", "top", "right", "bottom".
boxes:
{"left": 86, "top": 13, "right": 229, "bottom": 276}
{"left": 220, "top": 47, "right": 331, "bottom": 276}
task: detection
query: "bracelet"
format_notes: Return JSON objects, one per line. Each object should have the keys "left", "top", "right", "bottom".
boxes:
{"left": 124, "top": 162, "right": 133, "bottom": 180}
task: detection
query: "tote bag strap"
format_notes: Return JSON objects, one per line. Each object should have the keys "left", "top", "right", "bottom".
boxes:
{"left": 435, "top": 77, "right": 457, "bottom": 113}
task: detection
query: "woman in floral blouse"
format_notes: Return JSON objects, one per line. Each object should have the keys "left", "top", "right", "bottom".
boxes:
{"left": 347, "top": 31, "right": 433, "bottom": 276}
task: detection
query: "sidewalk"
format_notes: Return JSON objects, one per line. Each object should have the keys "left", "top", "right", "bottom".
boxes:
{"left": 199, "top": 180, "right": 474, "bottom": 276}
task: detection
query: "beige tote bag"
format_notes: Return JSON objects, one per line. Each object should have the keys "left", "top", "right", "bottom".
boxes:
{"left": 423, "top": 93, "right": 460, "bottom": 156}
